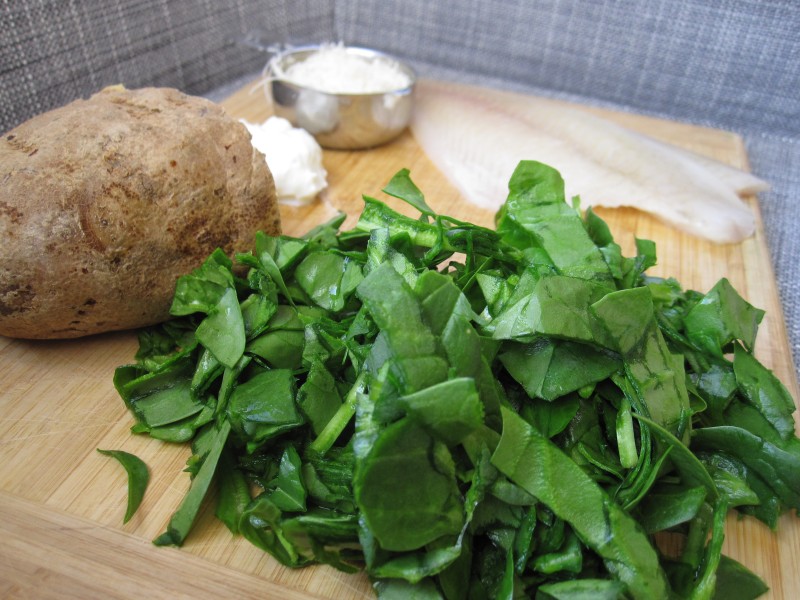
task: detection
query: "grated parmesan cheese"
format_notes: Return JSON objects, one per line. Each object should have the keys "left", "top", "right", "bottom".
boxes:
{"left": 241, "top": 116, "right": 327, "bottom": 206}
{"left": 277, "top": 44, "right": 412, "bottom": 95}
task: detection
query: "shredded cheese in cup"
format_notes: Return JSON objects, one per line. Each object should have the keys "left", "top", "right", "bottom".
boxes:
{"left": 278, "top": 44, "right": 412, "bottom": 94}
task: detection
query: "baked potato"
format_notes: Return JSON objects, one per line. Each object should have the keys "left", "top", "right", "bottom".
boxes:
{"left": 0, "top": 85, "right": 280, "bottom": 339}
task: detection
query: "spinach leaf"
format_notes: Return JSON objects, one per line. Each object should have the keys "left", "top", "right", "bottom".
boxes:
{"left": 215, "top": 447, "right": 250, "bottom": 534}
{"left": 500, "top": 339, "right": 619, "bottom": 401}
{"left": 636, "top": 485, "right": 707, "bottom": 534}
{"left": 382, "top": 167, "right": 435, "bottom": 217}
{"left": 354, "top": 418, "right": 464, "bottom": 552}
{"left": 297, "top": 362, "right": 344, "bottom": 435}
{"left": 154, "top": 420, "right": 231, "bottom": 546}
{"left": 97, "top": 449, "right": 149, "bottom": 523}
{"left": 266, "top": 445, "right": 307, "bottom": 512}
{"left": 169, "top": 248, "right": 233, "bottom": 316}
{"left": 593, "top": 287, "right": 691, "bottom": 442}
{"left": 536, "top": 578, "right": 626, "bottom": 599}
{"left": 684, "top": 278, "right": 765, "bottom": 357}
{"left": 692, "top": 425, "right": 800, "bottom": 513}
{"left": 634, "top": 414, "right": 719, "bottom": 501}
{"left": 226, "top": 369, "right": 303, "bottom": 453}
{"left": 712, "top": 555, "right": 769, "bottom": 600}
{"left": 245, "top": 305, "right": 307, "bottom": 369}
{"left": 733, "top": 342, "right": 796, "bottom": 440}
{"left": 399, "top": 377, "right": 484, "bottom": 446}
{"left": 373, "top": 578, "right": 443, "bottom": 599}
{"left": 196, "top": 287, "right": 245, "bottom": 369}
{"left": 238, "top": 495, "right": 304, "bottom": 566}
{"left": 492, "top": 407, "right": 670, "bottom": 599}
{"left": 295, "top": 251, "right": 363, "bottom": 312}
{"left": 497, "top": 160, "right": 614, "bottom": 287}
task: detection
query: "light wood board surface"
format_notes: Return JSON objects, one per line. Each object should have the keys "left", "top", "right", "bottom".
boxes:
{"left": 1, "top": 78, "right": 797, "bottom": 599}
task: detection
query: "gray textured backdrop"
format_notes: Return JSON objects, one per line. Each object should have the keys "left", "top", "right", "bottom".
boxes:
{"left": 0, "top": 0, "right": 335, "bottom": 129}
{"left": 1, "top": 0, "right": 798, "bottom": 378}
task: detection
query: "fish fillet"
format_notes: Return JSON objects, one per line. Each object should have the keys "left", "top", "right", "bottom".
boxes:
{"left": 411, "top": 80, "right": 768, "bottom": 244}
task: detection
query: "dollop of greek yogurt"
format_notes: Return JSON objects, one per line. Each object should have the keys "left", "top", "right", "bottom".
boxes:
{"left": 241, "top": 116, "right": 328, "bottom": 205}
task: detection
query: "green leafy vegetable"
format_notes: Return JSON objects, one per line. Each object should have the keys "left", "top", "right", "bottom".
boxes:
{"left": 154, "top": 420, "right": 231, "bottom": 546}
{"left": 97, "top": 448, "right": 150, "bottom": 523}
{"left": 111, "top": 160, "right": 798, "bottom": 599}
{"left": 492, "top": 407, "right": 669, "bottom": 599}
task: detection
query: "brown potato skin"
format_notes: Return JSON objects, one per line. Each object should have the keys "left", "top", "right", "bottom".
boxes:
{"left": 0, "top": 86, "right": 280, "bottom": 339}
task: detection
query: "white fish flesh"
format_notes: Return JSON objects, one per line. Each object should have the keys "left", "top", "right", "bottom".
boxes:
{"left": 410, "top": 80, "right": 768, "bottom": 244}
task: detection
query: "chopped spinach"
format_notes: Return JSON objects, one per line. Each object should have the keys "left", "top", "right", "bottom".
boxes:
{"left": 112, "top": 161, "right": 797, "bottom": 599}
{"left": 97, "top": 448, "right": 149, "bottom": 524}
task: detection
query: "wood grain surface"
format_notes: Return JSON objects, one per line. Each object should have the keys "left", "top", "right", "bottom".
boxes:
{"left": 0, "top": 78, "right": 797, "bottom": 599}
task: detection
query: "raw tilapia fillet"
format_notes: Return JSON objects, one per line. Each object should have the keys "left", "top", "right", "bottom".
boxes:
{"left": 411, "top": 80, "right": 768, "bottom": 244}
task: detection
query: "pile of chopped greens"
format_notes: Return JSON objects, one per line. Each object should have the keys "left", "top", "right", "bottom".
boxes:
{"left": 113, "top": 161, "right": 798, "bottom": 599}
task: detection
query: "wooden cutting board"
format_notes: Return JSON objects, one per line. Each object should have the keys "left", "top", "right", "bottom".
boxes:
{"left": 1, "top": 79, "right": 797, "bottom": 599}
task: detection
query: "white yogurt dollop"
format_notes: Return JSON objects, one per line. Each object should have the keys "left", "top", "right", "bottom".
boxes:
{"left": 241, "top": 116, "right": 328, "bottom": 205}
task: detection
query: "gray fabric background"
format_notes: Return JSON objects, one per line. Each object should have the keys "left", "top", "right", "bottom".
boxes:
{"left": 0, "top": 0, "right": 335, "bottom": 129}
{"left": 1, "top": 0, "right": 798, "bottom": 380}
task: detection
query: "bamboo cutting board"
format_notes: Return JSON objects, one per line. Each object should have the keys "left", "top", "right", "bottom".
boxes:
{"left": 0, "top": 79, "right": 797, "bottom": 599}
